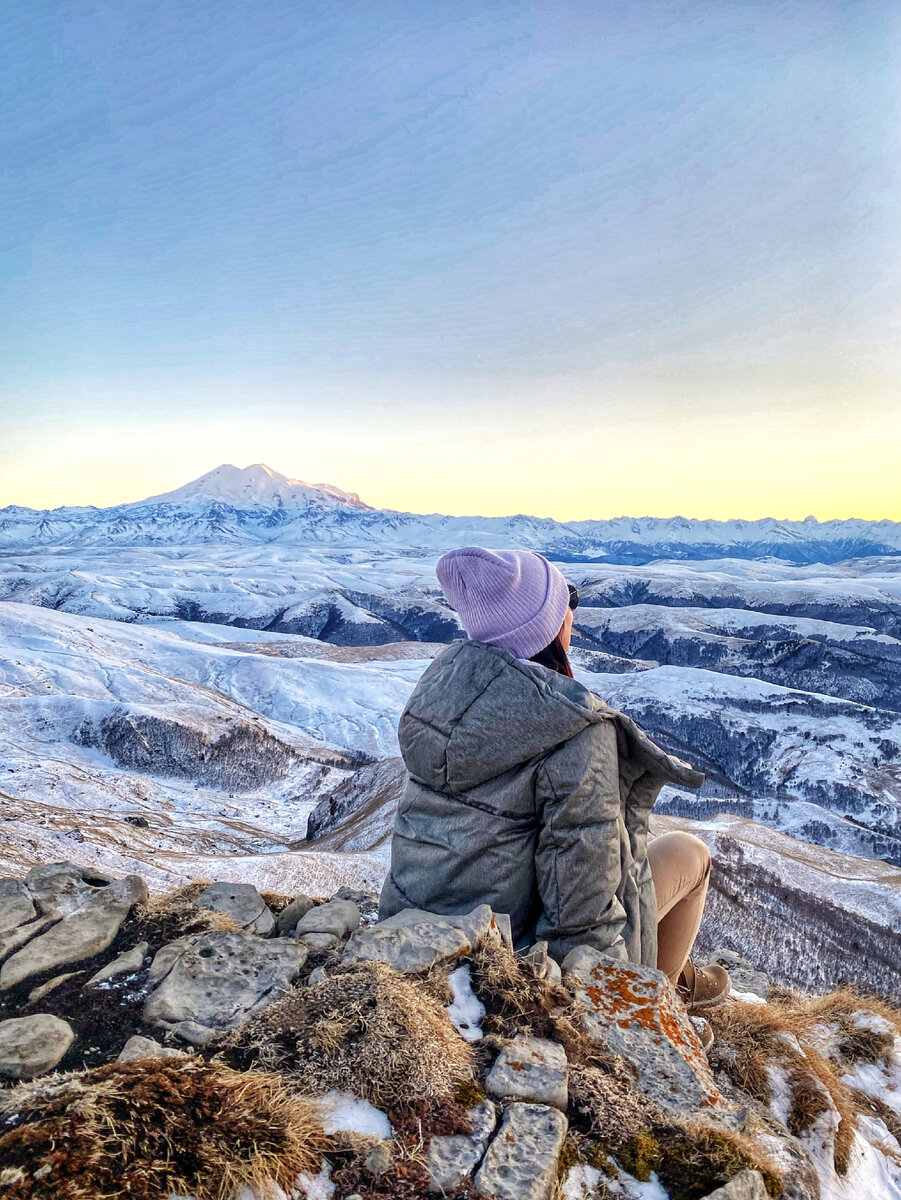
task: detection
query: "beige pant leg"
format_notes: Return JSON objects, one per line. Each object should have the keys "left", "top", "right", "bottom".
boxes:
{"left": 646, "top": 831, "right": 712, "bottom": 983}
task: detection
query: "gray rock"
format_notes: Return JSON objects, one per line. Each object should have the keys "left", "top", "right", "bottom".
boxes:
{"left": 343, "top": 904, "right": 503, "bottom": 974}
{"left": 333, "top": 887, "right": 373, "bottom": 904}
{"left": 143, "top": 930, "right": 307, "bottom": 1035}
{"left": 0, "top": 914, "right": 57, "bottom": 963}
{"left": 0, "top": 875, "right": 148, "bottom": 991}
{"left": 24, "top": 862, "right": 94, "bottom": 918}
{"left": 700, "top": 1169, "right": 768, "bottom": 1200}
{"left": 428, "top": 1100, "right": 496, "bottom": 1193}
{"left": 474, "top": 1103, "right": 568, "bottom": 1200}
{"left": 0, "top": 879, "right": 36, "bottom": 934}
{"left": 707, "top": 948, "right": 769, "bottom": 1000}
{"left": 0, "top": 1014, "right": 75, "bottom": 1079}
{"left": 295, "top": 898, "right": 360, "bottom": 940}
{"left": 117, "top": 1034, "right": 187, "bottom": 1063}
{"left": 363, "top": 1141, "right": 393, "bottom": 1176}
{"left": 298, "top": 932, "right": 339, "bottom": 951}
{"left": 87, "top": 941, "right": 148, "bottom": 985}
{"left": 275, "top": 894, "right": 315, "bottom": 935}
{"left": 194, "top": 882, "right": 275, "bottom": 936}
{"left": 170, "top": 1020, "right": 220, "bottom": 1046}
{"left": 522, "top": 942, "right": 562, "bottom": 986}
{"left": 307, "top": 966, "right": 328, "bottom": 985}
{"left": 562, "top": 945, "right": 721, "bottom": 1115}
{"left": 486, "top": 1037, "right": 568, "bottom": 1111}
{"left": 27, "top": 971, "right": 83, "bottom": 1003}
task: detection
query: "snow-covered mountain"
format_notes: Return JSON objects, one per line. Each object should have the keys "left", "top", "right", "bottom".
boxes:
{"left": 2, "top": 462, "right": 900, "bottom": 562}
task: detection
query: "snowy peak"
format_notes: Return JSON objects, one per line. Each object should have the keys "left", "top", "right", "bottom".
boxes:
{"left": 141, "top": 464, "right": 371, "bottom": 511}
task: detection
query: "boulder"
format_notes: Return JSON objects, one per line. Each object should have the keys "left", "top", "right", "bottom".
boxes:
{"left": 343, "top": 905, "right": 504, "bottom": 974}
{"left": 116, "top": 1034, "right": 187, "bottom": 1063}
{"left": 142, "top": 930, "right": 307, "bottom": 1039}
{"left": 0, "top": 875, "right": 148, "bottom": 991}
{"left": 562, "top": 946, "right": 720, "bottom": 1115}
{"left": 474, "top": 1103, "right": 568, "bottom": 1200}
{"left": 194, "top": 882, "right": 275, "bottom": 936}
{"left": 295, "top": 898, "right": 360, "bottom": 945}
{"left": 428, "top": 1100, "right": 496, "bottom": 1193}
{"left": 0, "top": 914, "right": 57, "bottom": 963}
{"left": 24, "top": 862, "right": 94, "bottom": 918}
{"left": 0, "top": 1014, "right": 74, "bottom": 1079}
{"left": 700, "top": 1170, "right": 768, "bottom": 1200}
{"left": 0, "top": 879, "right": 36, "bottom": 934}
{"left": 485, "top": 1037, "right": 568, "bottom": 1110}
{"left": 275, "top": 894, "right": 315, "bottom": 935}
{"left": 521, "top": 942, "right": 562, "bottom": 986}
{"left": 87, "top": 941, "right": 148, "bottom": 985}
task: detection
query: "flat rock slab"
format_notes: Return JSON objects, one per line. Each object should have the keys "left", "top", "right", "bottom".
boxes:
{"left": 194, "top": 882, "right": 275, "bottom": 936}
{"left": 28, "top": 971, "right": 83, "bottom": 1004}
{"left": 87, "top": 941, "right": 148, "bottom": 985}
{"left": 486, "top": 1037, "right": 568, "bottom": 1110}
{"left": 475, "top": 1103, "right": 567, "bottom": 1200}
{"left": 295, "top": 898, "right": 360, "bottom": 942}
{"left": 0, "top": 875, "right": 147, "bottom": 991}
{"left": 143, "top": 930, "right": 307, "bottom": 1036}
{"left": 343, "top": 904, "right": 502, "bottom": 973}
{"left": 562, "top": 946, "right": 720, "bottom": 1115}
{"left": 117, "top": 1034, "right": 187, "bottom": 1063}
{"left": 0, "top": 879, "right": 36, "bottom": 935}
{"left": 701, "top": 1169, "right": 768, "bottom": 1200}
{"left": 0, "top": 1014, "right": 75, "bottom": 1079}
{"left": 25, "top": 862, "right": 96, "bottom": 918}
{"left": 0, "top": 914, "right": 56, "bottom": 963}
{"left": 428, "top": 1100, "right": 496, "bottom": 1193}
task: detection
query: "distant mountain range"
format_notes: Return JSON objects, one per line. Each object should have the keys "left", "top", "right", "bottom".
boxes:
{"left": 2, "top": 463, "right": 899, "bottom": 564}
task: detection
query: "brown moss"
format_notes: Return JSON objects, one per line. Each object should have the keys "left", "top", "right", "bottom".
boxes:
{"left": 453, "top": 1078, "right": 486, "bottom": 1110}
{"left": 224, "top": 960, "right": 474, "bottom": 1109}
{"left": 0, "top": 1058, "right": 329, "bottom": 1200}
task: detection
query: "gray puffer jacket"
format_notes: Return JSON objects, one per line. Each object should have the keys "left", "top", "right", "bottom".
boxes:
{"left": 379, "top": 639, "right": 705, "bottom": 965}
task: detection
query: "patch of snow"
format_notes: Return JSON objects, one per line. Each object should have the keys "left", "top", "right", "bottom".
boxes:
{"left": 561, "top": 1163, "right": 602, "bottom": 1199}
{"left": 606, "top": 1165, "right": 670, "bottom": 1199}
{"left": 841, "top": 1043, "right": 901, "bottom": 1116}
{"left": 445, "top": 964, "right": 485, "bottom": 1043}
{"left": 851, "top": 1010, "right": 895, "bottom": 1035}
{"left": 731, "top": 990, "right": 766, "bottom": 1005}
{"left": 315, "top": 1090, "right": 392, "bottom": 1139}
{"left": 765, "top": 1063, "right": 794, "bottom": 1126}
{"left": 808, "top": 1125, "right": 901, "bottom": 1200}
{"left": 290, "top": 1163, "right": 335, "bottom": 1200}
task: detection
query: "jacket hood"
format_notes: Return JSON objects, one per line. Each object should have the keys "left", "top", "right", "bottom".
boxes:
{"left": 399, "top": 639, "right": 603, "bottom": 792}
{"left": 398, "top": 639, "right": 706, "bottom": 795}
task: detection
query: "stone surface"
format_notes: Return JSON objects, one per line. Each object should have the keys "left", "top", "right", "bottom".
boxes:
{"left": 474, "top": 1103, "right": 568, "bottom": 1200}
{"left": 295, "top": 898, "right": 360, "bottom": 942}
{"left": 343, "top": 904, "right": 504, "bottom": 974}
{"left": 363, "top": 1141, "right": 393, "bottom": 1176}
{"left": 0, "top": 875, "right": 148, "bottom": 991}
{"left": 486, "top": 1037, "right": 568, "bottom": 1110}
{"left": 275, "top": 894, "right": 314, "bottom": 935}
{"left": 0, "top": 915, "right": 56, "bottom": 963}
{"left": 87, "top": 941, "right": 148, "bottom": 985}
{"left": 0, "top": 1014, "right": 75, "bottom": 1079}
{"left": 428, "top": 1100, "right": 496, "bottom": 1193}
{"left": 117, "top": 1034, "right": 187, "bottom": 1063}
{"left": 307, "top": 966, "right": 328, "bottom": 985}
{"left": 27, "top": 971, "right": 83, "bottom": 1003}
{"left": 194, "top": 882, "right": 275, "bottom": 936}
{"left": 24, "top": 862, "right": 94, "bottom": 918}
{"left": 522, "top": 942, "right": 562, "bottom": 986}
{"left": 299, "top": 932, "right": 339, "bottom": 951}
{"left": 0, "top": 879, "right": 36, "bottom": 934}
{"left": 700, "top": 1169, "right": 768, "bottom": 1200}
{"left": 562, "top": 945, "right": 720, "bottom": 1114}
{"left": 707, "top": 948, "right": 770, "bottom": 1000}
{"left": 143, "top": 930, "right": 307, "bottom": 1036}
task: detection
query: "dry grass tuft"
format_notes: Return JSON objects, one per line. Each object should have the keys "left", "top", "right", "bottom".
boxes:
{"left": 706, "top": 986, "right": 901, "bottom": 1175}
{"left": 0, "top": 1058, "right": 329, "bottom": 1200}
{"left": 224, "top": 960, "right": 474, "bottom": 1108}
{"left": 136, "top": 882, "right": 243, "bottom": 935}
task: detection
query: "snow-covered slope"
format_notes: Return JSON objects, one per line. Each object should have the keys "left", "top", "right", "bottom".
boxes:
{"left": 2, "top": 462, "right": 900, "bottom": 562}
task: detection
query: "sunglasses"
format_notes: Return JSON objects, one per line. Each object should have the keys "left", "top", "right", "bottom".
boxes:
{"left": 567, "top": 584, "right": 579, "bottom": 611}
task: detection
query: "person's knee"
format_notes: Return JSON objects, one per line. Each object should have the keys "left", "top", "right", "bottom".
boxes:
{"left": 670, "top": 831, "right": 711, "bottom": 886}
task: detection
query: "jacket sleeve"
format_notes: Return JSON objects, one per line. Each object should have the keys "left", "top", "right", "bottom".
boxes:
{"left": 533, "top": 717, "right": 629, "bottom": 964}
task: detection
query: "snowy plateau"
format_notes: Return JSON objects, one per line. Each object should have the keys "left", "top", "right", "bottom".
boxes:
{"left": 0, "top": 463, "right": 899, "bottom": 999}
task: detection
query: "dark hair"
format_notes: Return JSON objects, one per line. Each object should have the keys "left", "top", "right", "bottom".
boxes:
{"left": 529, "top": 634, "right": 574, "bottom": 678}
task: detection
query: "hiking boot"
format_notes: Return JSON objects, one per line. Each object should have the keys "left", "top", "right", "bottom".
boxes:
{"left": 676, "top": 958, "right": 731, "bottom": 1012}
{"left": 689, "top": 1015, "right": 714, "bottom": 1052}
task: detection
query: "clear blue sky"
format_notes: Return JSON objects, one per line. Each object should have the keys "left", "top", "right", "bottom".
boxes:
{"left": 1, "top": 0, "right": 899, "bottom": 518}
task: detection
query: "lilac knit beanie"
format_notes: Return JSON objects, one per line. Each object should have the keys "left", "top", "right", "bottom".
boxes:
{"left": 436, "top": 546, "right": 570, "bottom": 660}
